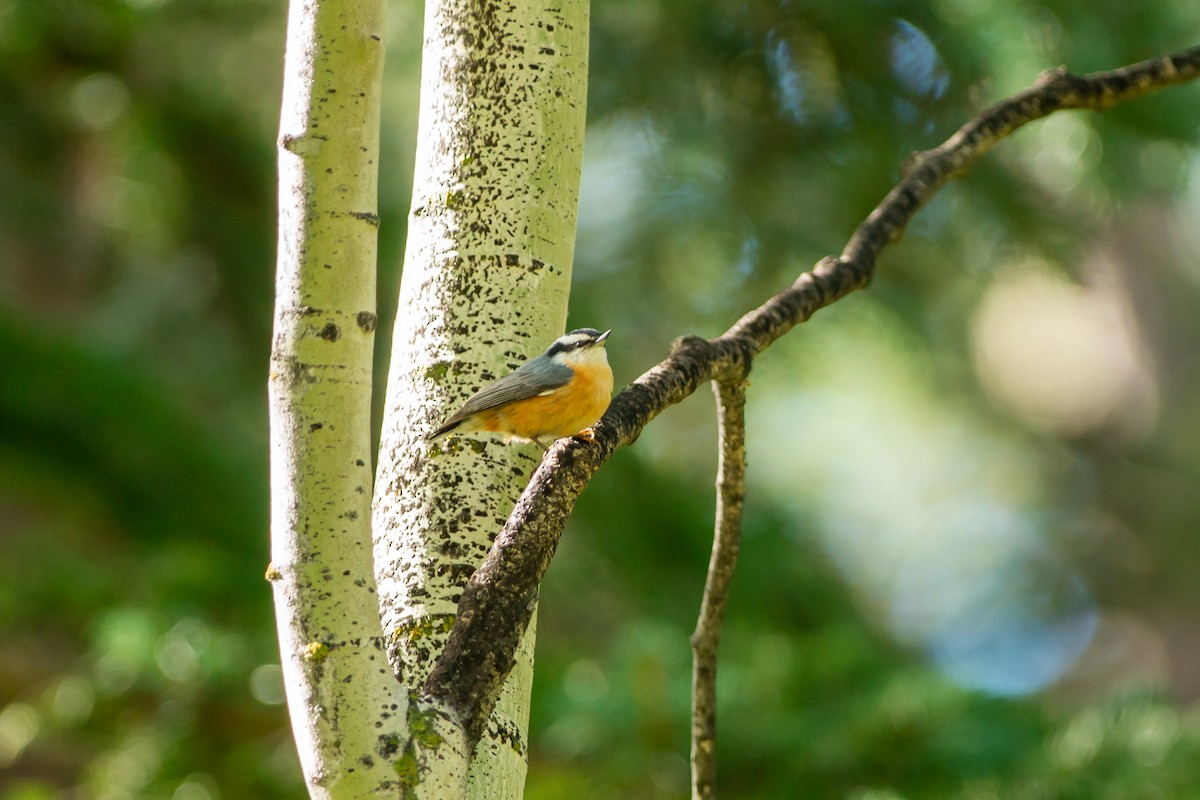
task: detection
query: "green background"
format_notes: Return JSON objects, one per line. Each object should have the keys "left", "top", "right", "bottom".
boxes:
{"left": 2, "top": 0, "right": 1200, "bottom": 797}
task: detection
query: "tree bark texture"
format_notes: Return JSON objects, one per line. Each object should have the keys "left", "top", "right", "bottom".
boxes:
{"left": 269, "top": 0, "right": 405, "bottom": 796}
{"left": 370, "top": 0, "right": 589, "bottom": 795}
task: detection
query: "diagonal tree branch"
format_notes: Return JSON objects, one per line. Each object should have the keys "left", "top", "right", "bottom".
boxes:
{"left": 424, "top": 44, "right": 1200, "bottom": 748}
{"left": 690, "top": 378, "right": 749, "bottom": 800}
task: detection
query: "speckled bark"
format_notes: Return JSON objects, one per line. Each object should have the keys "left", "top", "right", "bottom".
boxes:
{"left": 424, "top": 45, "right": 1200, "bottom": 749}
{"left": 269, "top": 0, "right": 406, "bottom": 796}
{"left": 370, "top": 0, "right": 587, "bottom": 796}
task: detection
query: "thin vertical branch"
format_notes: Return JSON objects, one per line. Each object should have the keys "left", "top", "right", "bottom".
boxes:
{"left": 690, "top": 378, "right": 749, "bottom": 800}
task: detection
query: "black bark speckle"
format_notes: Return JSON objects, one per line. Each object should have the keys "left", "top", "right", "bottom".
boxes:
{"left": 356, "top": 311, "right": 378, "bottom": 332}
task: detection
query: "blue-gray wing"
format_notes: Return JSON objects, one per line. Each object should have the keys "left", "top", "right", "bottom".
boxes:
{"left": 429, "top": 357, "right": 572, "bottom": 438}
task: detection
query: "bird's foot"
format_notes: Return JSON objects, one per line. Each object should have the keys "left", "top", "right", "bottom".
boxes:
{"left": 575, "top": 426, "right": 598, "bottom": 443}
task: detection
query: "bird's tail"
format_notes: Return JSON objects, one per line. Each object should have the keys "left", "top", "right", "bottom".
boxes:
{"left": 426, "top": 419, "right": 462, "bottom": 441}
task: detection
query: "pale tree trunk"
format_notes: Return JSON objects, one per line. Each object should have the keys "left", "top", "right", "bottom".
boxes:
{"left": 268, "top": 3, "right": 1200, "bottom": 794}
{"left": 370, "top": 0, "right": 589, "bottom": 796}
{"left": 269, "top": 0, "right": 407, "bottom": 795}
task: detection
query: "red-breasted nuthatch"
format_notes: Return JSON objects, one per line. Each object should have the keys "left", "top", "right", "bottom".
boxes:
{"left": 427, "top": 328, "right": 613, "bottom": 451}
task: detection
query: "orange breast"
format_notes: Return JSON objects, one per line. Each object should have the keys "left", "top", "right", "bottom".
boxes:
{"left": 497, "top": 364, "right": 612, "bottom": 440}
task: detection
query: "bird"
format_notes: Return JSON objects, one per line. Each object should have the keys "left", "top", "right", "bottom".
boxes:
{"left": 427, "top": 328, "right": 613, "bottom": 451}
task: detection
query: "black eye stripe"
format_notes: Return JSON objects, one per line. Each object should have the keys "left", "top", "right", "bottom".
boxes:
{"left": 543, "top": 328, "right": 603, "bottom": 356}
{"left": 545, "top": 336, "right": 594, "bottom": 356}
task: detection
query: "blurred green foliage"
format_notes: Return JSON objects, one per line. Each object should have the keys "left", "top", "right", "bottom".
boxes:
{"left": 2, "top": 0, "right": 1200, "bottom": 798}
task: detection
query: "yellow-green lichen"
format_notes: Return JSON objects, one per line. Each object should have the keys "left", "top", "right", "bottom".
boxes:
{"left": 264, "top": 562, "right": 283, "bottom": 581}
{"left": 303, "top": 641, "right": 330, "bottom": 662}
{"left": 425, "top": 361, "right": 450, "bottom": 381}
{"left": 393, "top": 615, "right": 456, "bottom": 644}
{"left": 408, "top": 705, "right": 444, "bottom": 750}
{"left": 394, "top": 745, "right": 419, "bottom": 787}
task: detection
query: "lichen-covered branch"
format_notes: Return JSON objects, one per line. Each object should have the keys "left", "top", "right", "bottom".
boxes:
{"left": 425, "top": 44, "right": 1200, "bottom": 750}
{"left": 689, "top": 379, "right": 749, "bottom": 800}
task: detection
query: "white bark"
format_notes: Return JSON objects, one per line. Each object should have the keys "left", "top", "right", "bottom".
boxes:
{"left": 371, "top": 0, "right": 589, "bottom": 795}
{"left": 270, "top": 0, "right": 406, "bottom": 795}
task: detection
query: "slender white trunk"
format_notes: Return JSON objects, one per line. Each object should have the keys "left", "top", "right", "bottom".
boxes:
{"left": 269, "top": 0, "right": 407, "bottom": 795}
{"left": 371, "top": 0, "right": 589, "bottom": 795}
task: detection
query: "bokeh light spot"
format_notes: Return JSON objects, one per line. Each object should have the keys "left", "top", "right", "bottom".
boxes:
{"left": 69, "top": 73, "right": 130, "bottom": 131}
{"left": 891, "top": 20, "right": 949, "bottom": 99}
{"left": 173, "top": 773, "right": 219, "bottom": 800}
{"left": 155, "top": 618, "right": 211, "bottom": 685}
{"left": 250, "top": 664, "right": 286, "bottom": 706}
{"left": 563, "top": 659, "right": 610, "bottom": 705}
{"left": 1053, "top": 708, "right": 1104, "bottom": 769}
{"left": 753, "top": 305, "right": 1099, "bottom": 696}
{"left": 972, "top": 262, "right": 1151, "bottom": 435}
{"left": 0, "top": 703, "right": 40, "bottom": 767}
{"left": 764, "top": 28, "right": 844, "bottom": 126}
{"left": 1126, "top": 706, "right": 1180, "bottom": 767}
{"left": 50, "top": 675, "right": 95, "bottom": 726}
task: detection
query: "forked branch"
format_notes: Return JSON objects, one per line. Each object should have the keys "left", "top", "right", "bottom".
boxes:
{"left": 424, "top": 44, "right": 1200, "bottom": 750}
